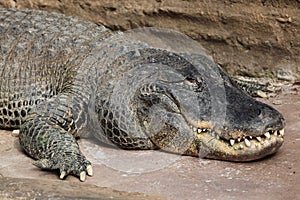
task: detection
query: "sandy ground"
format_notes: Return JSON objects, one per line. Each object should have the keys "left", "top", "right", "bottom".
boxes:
{"left": 0, "top": 82, "right": 299, "bottom": 199}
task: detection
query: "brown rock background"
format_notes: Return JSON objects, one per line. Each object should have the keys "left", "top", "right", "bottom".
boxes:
{"left": 1, "top": 0, "right": 299, "bottom": 80}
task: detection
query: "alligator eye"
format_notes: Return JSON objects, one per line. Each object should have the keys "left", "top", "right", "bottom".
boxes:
{"left": 256, "top": 108, "right": 264, "bottom": 119}
{"left": 257, "top": 109, "right": 262, "bottom": 116}
{"left": 185, "top": 77, "right": 204, "bottom": 92}
{"left": 185, "top": 77, "right": 199, "bottom": 85}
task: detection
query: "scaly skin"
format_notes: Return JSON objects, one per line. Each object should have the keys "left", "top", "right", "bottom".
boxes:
{"left": 0, "top": 8, "right": 285, "bottom": 181}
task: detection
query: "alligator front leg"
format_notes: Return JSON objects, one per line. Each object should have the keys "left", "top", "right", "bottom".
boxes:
{"left": 18, "top": 95, "right": 93, "bottom": 181}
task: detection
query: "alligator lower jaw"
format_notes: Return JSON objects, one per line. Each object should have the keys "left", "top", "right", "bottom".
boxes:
{"left": 189, "top": 125, "right": 285, "bottom": 161}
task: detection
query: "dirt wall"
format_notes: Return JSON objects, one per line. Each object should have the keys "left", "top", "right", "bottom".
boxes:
{"left": 1, "top": 0, "right": 299, "bottom": 80}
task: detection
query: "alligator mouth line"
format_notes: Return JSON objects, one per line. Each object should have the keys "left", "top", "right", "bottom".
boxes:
{"left": 189, "top": 125, "right": 284, "bottom": 150}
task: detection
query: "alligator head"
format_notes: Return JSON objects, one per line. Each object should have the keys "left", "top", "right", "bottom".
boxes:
{"left": 131, "top": 49, "right": 285, "bottom": 161}
{"left": 96, "top": 29, "right": 285, "bottom": 161}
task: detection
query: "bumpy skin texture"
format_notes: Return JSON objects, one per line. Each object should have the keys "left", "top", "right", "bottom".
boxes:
{"left": 0, "top": 8, "right": 285, "bottom": 181}
{"left": 0, "top": 8, "right": 111, "bottom": 180}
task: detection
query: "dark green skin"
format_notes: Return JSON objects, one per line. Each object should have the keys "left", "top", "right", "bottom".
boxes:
{"left": 0, "top": 8, "right": 285, "bottom": 181}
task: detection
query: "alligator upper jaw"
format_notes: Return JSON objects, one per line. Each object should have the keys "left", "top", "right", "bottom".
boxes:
{"left": 189, "top": 125, "right": 285, "bottom": 161}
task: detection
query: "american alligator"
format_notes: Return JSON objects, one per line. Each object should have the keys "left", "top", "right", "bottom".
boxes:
{"left": 0, "top": 8, "right": 285, "bottom": 181}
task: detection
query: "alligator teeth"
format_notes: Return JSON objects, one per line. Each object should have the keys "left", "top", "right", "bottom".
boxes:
{"left": 190, "top": 125, "right": 213, "bottom": 135}
{"left": 264, "top": 132, "right": 271, "bottom": 139}
{"left": 237, "top": 137, "right": 241, "bottom": 142}
{"left": 244, "top": 138, "right": 251, "bottom": 147}
{"left": 256, "top": 136, "right": 262, "bottom": 142}
{"left": 274, "top": 131, "right": 278, "bottom": 136}
{"left": 279, "top": 129, "right": 284, "bottom": 136}
{"left": 249, "top": 136, "right": 253, "bottom": 139}
{"left": 230, "top": 139, "right": 235, "bottom": 146}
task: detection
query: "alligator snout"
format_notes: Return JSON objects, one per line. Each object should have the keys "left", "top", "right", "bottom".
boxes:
{"left": 221, "top": 84, "right": 285, "bottom": 140}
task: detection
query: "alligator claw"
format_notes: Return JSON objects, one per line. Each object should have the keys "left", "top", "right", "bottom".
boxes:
{"left": 60, "top": 171, "right": 67, "bottom": 180}
{"left": 86, "top": 165, "right": 93, "bottom": 176}
{"left": 80, "top": 171, "right": 86, "bottom": 182}
{"left": 11, "top": 130, "right": 20, "bottom": 137}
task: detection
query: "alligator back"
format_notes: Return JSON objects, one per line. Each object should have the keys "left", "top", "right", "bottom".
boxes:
{"left": 0, "top": 8, "right": 157, "bottom": 149}
{"left": 0, "top": 8, "right": 111, "bottom": 130}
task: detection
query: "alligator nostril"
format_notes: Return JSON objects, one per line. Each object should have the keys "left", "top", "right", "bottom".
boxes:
{"left": 249, "top": 108, "right": 263, "bottom": 119}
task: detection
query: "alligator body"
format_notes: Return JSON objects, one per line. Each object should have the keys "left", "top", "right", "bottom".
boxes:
{"left": 0, "top": 8, "right": 285, "bottom": 181}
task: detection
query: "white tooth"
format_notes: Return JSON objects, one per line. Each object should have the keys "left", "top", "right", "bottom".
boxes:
{"left": 279, "top": 129, "right": 285, "bottom": 136}
{"left": 264, "top": 132, "right": 271, "bottom": 139}
{"left": 193, "top": 127, "right": 197, "bottom": 132}
{"left": 274, "top": 131, "right": 278, "bottom": 136}
{"left": 244, "top": 138, "right": 251, "bottom": 147}
{"left": 197, "top": 129, "right": 202, "bottom": 133}
{"left": 216, "top": 135, "right": 220, "bottom": 140}
{"left": 230, "top": 139, "right": 235, "bottom": 146}
{"left": 239, "top": 145, "right": 244, "bottom": 149}
{"left": 203, "top": 129, "right": 207, "bottom": 132}
{"left": 249, "top": 136, "right": 253, "bottom": 139}
{"left": 237, "top": 137, "right": 241, "bottom": 142}
{"left": 256, "top": 136, "right": 262, "bottom": 142}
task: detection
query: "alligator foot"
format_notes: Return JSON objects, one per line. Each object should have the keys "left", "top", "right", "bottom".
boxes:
{"left": 33, "top": 155, "right": 93, "bottom": 181}
{"left": 19, "top": 114, "right": 93, "bottom": 182}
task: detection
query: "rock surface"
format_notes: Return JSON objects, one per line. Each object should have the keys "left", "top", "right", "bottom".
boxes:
{"left": 0, "top": 177, "right": 166, "bottom": 199}
{"left": 0, "top": 0, "right": 299, "bottom": 80}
